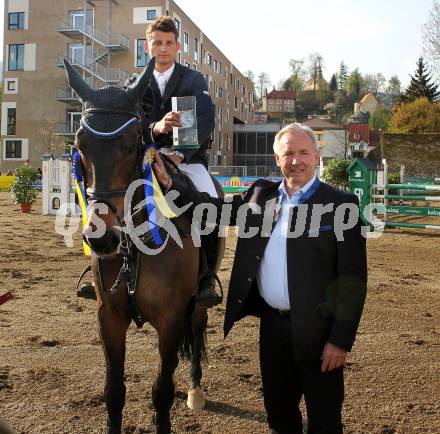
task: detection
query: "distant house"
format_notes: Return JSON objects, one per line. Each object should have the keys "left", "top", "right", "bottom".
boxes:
{"left": 302, "top": 117, "right": 347, "bottom": 160}
{"left": 262, "top": 88, "right": 296, "bottom": 121}
{"left": 304, "top": 78, "right": 328, "bottom": 91}
{"left": 354, "top": 92, "right": 380, "bottom": 114}
{"left": 348, "top": 111, "right": 373, "bottom": 158}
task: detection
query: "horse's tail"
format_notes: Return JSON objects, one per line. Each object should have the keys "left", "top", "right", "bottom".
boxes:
{"left": 178, "top": 298, "right": 207, "bottom": 361}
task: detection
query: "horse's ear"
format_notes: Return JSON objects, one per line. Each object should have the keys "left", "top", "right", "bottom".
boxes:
{"left": 126, "top": 56, "right": 156, "bottom": 103}
{"left": 62, "top": 58, "right": 91, "bottom": 102}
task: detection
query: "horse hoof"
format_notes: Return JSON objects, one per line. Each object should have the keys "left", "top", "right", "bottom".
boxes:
{"left": 187, "top": 386, "right": 205, "bottom": 411}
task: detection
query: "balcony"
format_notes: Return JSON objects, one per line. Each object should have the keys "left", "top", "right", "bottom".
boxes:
{"left": 55, "top": 87, "right": 81, "bottom": 104}
{"left": 56, "top": 18, "right": 129, "bottom": 51}
{"left": 56, "top": 53, "right": 130, "bottom": 84}
{"left": 53, "top": 121, "right": 80, "bottom": 137}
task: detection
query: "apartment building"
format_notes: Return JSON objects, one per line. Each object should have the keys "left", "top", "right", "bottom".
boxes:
{"left": 1, "top": 0, "right": 254, "bottom": 171}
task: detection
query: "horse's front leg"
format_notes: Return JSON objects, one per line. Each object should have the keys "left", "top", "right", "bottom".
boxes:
{"left": 152, "top": 318, "right": 182, "bottom": 434}
{"left": 187, "top": 304, "right": 208, "bottom": 411}
{"left": 98, "top": 304, "right": 131, "bottom": 434}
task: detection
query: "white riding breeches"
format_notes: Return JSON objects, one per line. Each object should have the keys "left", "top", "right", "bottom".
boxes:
{"left": 178, "top": 163, "right": 218, "bottom": 198}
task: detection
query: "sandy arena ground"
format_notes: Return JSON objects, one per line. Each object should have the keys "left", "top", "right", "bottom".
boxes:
{"left": 0, "top": 192, "right": 439, "bottom": 434}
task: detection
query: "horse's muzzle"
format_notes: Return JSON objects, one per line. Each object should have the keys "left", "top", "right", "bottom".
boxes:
{"left": 83, "top": 229, "right": 120, "bottom": 256}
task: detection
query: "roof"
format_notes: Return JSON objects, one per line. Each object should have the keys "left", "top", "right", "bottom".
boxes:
{"left": 359, "top": 92, "right": 379, "bottom": 104}
{"left": 302, "top": 118, "right": 345, "bottom": 130}
{"left": 265, "top": 89, "right": 296, "bottom": 99}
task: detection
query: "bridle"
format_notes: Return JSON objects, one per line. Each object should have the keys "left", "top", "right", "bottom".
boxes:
{"left": 78, "top": 107, "right": 146, "bottom": 224}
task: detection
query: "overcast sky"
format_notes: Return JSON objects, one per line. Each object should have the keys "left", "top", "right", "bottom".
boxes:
{"left": 0, "top": 0, "right": 435, "bottom": 88}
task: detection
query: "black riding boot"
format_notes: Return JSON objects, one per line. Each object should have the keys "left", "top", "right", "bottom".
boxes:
{"left": 197, "top": 227, "right": 225, "bottom": 308}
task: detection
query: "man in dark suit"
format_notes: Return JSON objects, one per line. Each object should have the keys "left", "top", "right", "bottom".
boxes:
{"left": 129, "top": 16, "right": 221, "bottom": 306}
{"left": 153, "top": 123, "right": 368, "bottom": 433}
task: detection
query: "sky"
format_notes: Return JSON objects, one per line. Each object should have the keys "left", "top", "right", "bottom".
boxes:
{"left": 0, "top": 0, "right": 435, "bottom": 88}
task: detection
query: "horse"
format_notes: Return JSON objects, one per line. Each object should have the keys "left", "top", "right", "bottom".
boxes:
{"left": 63, "top": 58, "right": 217, "bottom": 434}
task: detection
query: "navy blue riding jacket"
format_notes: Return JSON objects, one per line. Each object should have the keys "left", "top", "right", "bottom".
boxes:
{"left": 126, "top": 62, "right": 215, "bottom": 165}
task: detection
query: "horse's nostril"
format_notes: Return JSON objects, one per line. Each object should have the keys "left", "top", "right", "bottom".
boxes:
{"left": 83, "top": 229, "right": 120, "bottom": 255}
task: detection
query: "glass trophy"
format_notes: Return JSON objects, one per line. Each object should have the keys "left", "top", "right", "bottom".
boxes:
{"left": 171, "top": 96, "right": 199, "bottom": 149}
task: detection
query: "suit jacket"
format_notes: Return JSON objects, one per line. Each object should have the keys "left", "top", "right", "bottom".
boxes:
{"left": 127, "top": 62, "right": 215, "bottom": 163}
{"left": 170, "top": 177, "right": 368, "bottom": 361}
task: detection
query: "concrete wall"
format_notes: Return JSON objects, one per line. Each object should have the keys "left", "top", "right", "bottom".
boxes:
{"left": 381, "top": 133, "right": 440, "bottom": 177}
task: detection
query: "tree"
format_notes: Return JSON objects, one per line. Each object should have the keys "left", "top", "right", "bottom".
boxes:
{"left": 402, "top": 57, "right": 440, "bottom": 102}
{"left": 387, "top": 75, "right": 401, "bottom": 97}
{"left": 346, "top": 68, "right": 365, "bottom": 98}
{"left": 422, "top": 0, "right": 440, "bottom": 73}
{"left": 39, "top": 118, "right": 63, "bottom": 153}
{"left": 321, "top": 159, "right": 351, "bottom": 189}
{"left": 285, "top": 58, "right": 306, "bottom": 92}
{"left": 329, "top": 74, "right": 338, "bottom": 91}
{"left": 256, "top": 72, "right": 271, "bottom": 101}
{"left": 364, "top": 73, "right": 386, "bottom": 94}
{"left": 369, "top": 107, "right": 392, "bottom": 130}
{"left": 388, "top": 97, "right": 440, "bottom": 133}
{"left": 308, "top": 52, "right": 324, "bottom": 91}
{"left": 243, "top": 70, "right": 255, "bottom": 86}
{"left": 337, "top": 61, "right": 349, "bottom": 91}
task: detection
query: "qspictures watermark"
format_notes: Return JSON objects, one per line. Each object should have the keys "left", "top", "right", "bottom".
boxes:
{"left": 54, "top": 181, "right": 386, "bottom": 255}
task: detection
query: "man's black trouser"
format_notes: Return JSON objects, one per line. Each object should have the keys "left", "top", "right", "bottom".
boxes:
{"left": 259, "top": 309, "right": 344, "bottom": 434}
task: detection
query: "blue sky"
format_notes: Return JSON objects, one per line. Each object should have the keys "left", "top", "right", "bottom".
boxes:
{"left": 0, "top": 0, "right": 435, "bottom": 88}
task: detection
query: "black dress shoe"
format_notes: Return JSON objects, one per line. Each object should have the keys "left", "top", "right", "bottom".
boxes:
{"left": 196, "top": 276, "right": 222, "bottom": 307}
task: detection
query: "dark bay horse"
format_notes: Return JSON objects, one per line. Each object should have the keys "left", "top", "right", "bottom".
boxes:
{"left": 63, "top": 58, "right": 209, "bottom": 434}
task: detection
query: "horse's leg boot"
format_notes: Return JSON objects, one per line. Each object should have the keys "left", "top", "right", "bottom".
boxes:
{"left": 197, "top": 228, "right": 225, "bottom": 308}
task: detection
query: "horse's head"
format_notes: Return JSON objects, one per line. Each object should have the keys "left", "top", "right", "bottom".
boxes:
{"left": 63, "top": 58, "right": 155, "bottom": 256}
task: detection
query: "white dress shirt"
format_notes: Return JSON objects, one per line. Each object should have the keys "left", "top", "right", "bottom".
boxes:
{"left": 153, "top": 63, "right": 175, "bottom": 96}
{"left": 256, "top": 175, "right": 317, "bottom": 310}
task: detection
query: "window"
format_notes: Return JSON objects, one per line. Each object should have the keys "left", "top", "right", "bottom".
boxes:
{"left": 214, "top": 59, "right": 218, "bottom": 72}
{"left": 237, "top": 79, "right": 240, "bottom": 90}
{"left": 8, "top": 12, "right": 25, "bottom": 30}
{"left": 218, "top": 61, "right": 222, "bottom": 74}
{"left": 218, "top": 87, "right": 223, "bottom": 98}
{"left": 194, "top": 38, "right": 199, "bottom": 62}
{"left": 147, "top": 9, "right": 156, "bottom": 20}
{"left": 7, "top": 108, "right": 16, "bottom": 135}
{"left": 174, "top": 18, "right": 180, "bottom": 34}
{"left": 5, "top": 79, "right": 18, "bottom": 94}
{"left": 8, "top": 44, "right": 24, "bottom": 71}
{"left": 243, "top": 86, "right": 246, "bottom": 95}
{"left": 5, "top": 140, "right": 22, "bottom": 159}
{"left": 183, "top": 32, "right": 189, "bottom": 53}
{"left": 136, "top": 39, "right": 150, "bottom": 67}
{"left": 234, "top": 96, "right": 238, "bottom": 110}
{"left": 207, "top": 53, "right": 212, "bottom": 65}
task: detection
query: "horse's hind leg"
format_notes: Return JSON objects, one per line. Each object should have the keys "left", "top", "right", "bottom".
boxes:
{"left": 98, "top": 306, "right": 131, "bottom": 434}
{"left": 152, "top": 319, "right": 182, "bottom": 434}
{"left": 187, "top": 305, "right": 208, "bottom": 411}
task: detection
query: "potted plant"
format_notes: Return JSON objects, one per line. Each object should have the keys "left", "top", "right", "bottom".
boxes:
{"left": 10, "top": 167, "right": 39, "bottom": 213}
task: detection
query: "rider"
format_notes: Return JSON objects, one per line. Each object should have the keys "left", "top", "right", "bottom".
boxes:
{"left": 126, "top": 16, "right": 222, "bottom": 307}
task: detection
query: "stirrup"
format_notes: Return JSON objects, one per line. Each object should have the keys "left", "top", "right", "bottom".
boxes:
{"left": 196, "top": 271, "right": 223, "bottom": 307}
{"left": 75, "top": 265, "right": 97, "bottom": 300}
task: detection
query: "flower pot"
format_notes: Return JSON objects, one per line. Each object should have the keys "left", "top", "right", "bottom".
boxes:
{"left": 20, "top": 203, "right": 32, "bottom": 213}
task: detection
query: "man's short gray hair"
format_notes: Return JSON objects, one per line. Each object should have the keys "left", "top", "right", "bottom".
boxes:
{"left": 273, "top": 123, "right": 319, "bottom": 154}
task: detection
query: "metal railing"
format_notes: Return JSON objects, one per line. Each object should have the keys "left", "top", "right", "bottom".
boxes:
{"left": 56, "top": 53, "right": 129, "bottom": 83}
{"left": 53, "top": 121, "right": 80, "bottom": 136}
{"left": 55, "top": 87, "right": 80, "bottom": 102}
{"left": 56, "top": 18, "right": 129, "bottom": 50}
